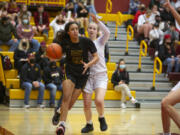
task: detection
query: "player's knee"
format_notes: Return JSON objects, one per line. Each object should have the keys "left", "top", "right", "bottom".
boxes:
{"left": 161, "top": 98, "right": 170, "bottom": 109}
{"left": 95, "top": 98, "right": 103, "bottom": 107}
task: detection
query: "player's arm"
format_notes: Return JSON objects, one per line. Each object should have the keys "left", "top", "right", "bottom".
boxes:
{"left": 165, "top": 0, "right": 180, "bottom": 25}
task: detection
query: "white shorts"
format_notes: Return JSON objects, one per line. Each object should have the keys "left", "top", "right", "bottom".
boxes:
{"left": 171, "top": 81, "right": 180, "bottom": 91}
{"left": 84, "top": 72, "right": 108, "bottom": 94}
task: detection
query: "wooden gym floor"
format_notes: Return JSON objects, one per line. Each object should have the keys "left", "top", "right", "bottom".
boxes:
{"left": 0, "top": 105, "right": 179, "bottom": 135}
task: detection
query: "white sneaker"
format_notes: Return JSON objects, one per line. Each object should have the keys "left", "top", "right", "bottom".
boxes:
{"left": 121, "top": 103, "right": 126, "bottom": 109}
{"left": 155, "top": 51, "right": 158, "bottom": 57}
{"left": 37, "top": 104, "right": 45, "bottom": 108}
{"left": 24, "top": 104, "right": 30, "bottom": 108}
{"left": 131, "top": 97, "right": 138, "bottom": 104}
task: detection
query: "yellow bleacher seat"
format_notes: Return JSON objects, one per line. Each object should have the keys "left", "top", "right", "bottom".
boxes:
{"left": 10, "top": 89, "right": 136, "bottom": 100}
{"left": 107, "top": 71, "right": 113, "bottom": 80}
{"left": 0, "top": 45, "right": 10, "bottom": 51}
{"left": 106, "top": 62, "right": 116, "bottom": 71}
{"left": 6, "top": 79, "right": 19, "bottom": 89}
{"left": 4, "top": 69, "right": 18, "bottom": 79}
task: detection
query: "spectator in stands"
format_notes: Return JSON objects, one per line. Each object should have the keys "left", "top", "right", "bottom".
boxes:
{"left": 43, "top": 61, "right": 63, "bottom": 107}
{"left": 7, "top": 0, "right": 19, "bottom": 14}
{"left": 151, "top": 5, "right": 160, "bottom": 24}
{"left": 160, "top": 4, "right": 174, "bottom": 23}
{"left": 175, "top": 44, "right": 180, "bottom": 72}
{"left": 50, "top": 13, "right": 70, "bottom": 38}
{"left": 35, "top": 41, "right": 49, "bottom": 70}
{"left": 149, "top": 0, "right": 162, "bottom": 9}
{"left": 132, "top": 4, "right": 146, "bottom": 27}
{"left": 104, "top": 43, "right": 109, "bottom": 63}
{"left": 111, "top": 59, "right": 138, "bottom": 109}
{"left": 20, "top": 53, "right": 45, "bottom": 108}
{"left": 64, "top": 2, "right": 75, "bottom": 19}
{"left": 160, "top": 34, "right": 176, "bottom": 75}
{"left": 76, "top": 1, "right": 89, "bottom": 35}
{"left": 14, "top": 39, "right": 31, "bottom": 77}
{"left": 155, "top": 15, "right": 167, "bottom": 31}
{"left": 128, "top": 0, "right": 141, "bottom": 15}
{"left": 16, "top": 16, "right": 40, "bottom": 52}
{"left": 165, "top": 22, "right": 179, "bottom": 42}
{"left": 137, "top": 9, "right": 154, "bottom": 42}
{"left": 17, "top": 4, "right": 31, "bottom": 24}
{"left": 0, "top": 12, "right": 19, "bottom": 51}
{"left": 149, "top": 22, "right": 164, "bottom": 55}
{"left": 34, "top": 5, "right": 49, "bottom": 41}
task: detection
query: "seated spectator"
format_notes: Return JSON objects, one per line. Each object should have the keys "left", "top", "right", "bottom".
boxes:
{"left": 111, "top": 59, "right": 138, "bottom": 109}
{"left": 85, "top": 0, "right": 101, "bottom": 18}
{"left": 7, "top": 0, "right": 19, "bottom": 14}
{"left": 159, "top": 34, "right": 176, "bottom": 75}
{"left": 149, "top": 0, "right": 161, "bottom": 9}
{"left": 128, "top": 0, "right": 141, "bottom": 15}
{"left": 64, "top": 1, "right": 75, "bottom": 18}
{"left": 43, "top": 61, "right": 63, "bottom": 107}
{"left": 14, "top": 39, "right": 32, "bottom": 77}
{"left": 16, "top": 15, "right": 40, "bottom": 52}
{"left": 0, "top": 12, "right": 18, "bottom": 51}
{"left": 137, "top": 9, "right": 153, "bottom": 42}
{"left": 35, "top": 41, "right": 49, "bottom": 70}
{"left": 160, "top": 4, "right": 174, "bottom": 23}
{"left": 50, "top": 13, "right": 69, "bottom": 38}
{"left": 149, "top": 22, "right": 164, "bottom": 54}
{"left": 76, "top": 1, "right": 89, "bottom": 35}
{"left": 151, "top": 5, "right": 160, "bottom": 24}
{"left": 155, "top": 15, "right": 166, "bottom": 31}
{"left": 132, "top": 4, "right": 146, "bottom": 27}
{"left": 165, "top": 22, "right": 179, "bottom": 43}
{"left": 17, "top": 4, "right": 31, "bottom": 24}
{"left": 34, "top": 5, "right": 49, "bottom": 41}
{"left": 20, "top": 53, "right": 45, "bottom": 108}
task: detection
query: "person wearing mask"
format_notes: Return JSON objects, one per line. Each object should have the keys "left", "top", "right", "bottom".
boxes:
{"left": 149, "top": 22, "right": 164, "bottom": 55}
{"left": 111, "top": 59, "right": 138, "bottom": 109}
{"left": 43, "top": 61, "right": 63, "bottom": 107}
{"left": 16, "top": 16, "right": 40, "bottom": 52}
{"left": 34, "top": 5, "right": 49, "bottom": 41}
{"left": 35, "top": 41, "right": 49, "bottom": 70}
{"left": 20, "top": 53, "right": 45, "bottom": 108}
{"left": 14, "top": 39, "right": 32, "bottom": 77}
{"left": 0, "top": 11, "right": 18, "bottom": 51}
{"left": 165, "top": 22, "right": 179, "bottom": 42}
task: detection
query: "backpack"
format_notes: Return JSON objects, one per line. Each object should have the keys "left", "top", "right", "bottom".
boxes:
{"left": 0, "top": 54, "right": 12, "bottom": 70}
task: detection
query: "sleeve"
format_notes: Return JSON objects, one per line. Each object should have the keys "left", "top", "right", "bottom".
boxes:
{"left": 42, "top": 68, "right": 52, "bottom": 84}
{"left": 34, "top": 12, "right": 39, "bottom": 26}
{"left": 86, "top": 38, "right": 97, "bottom": 54}
{"left": 20, "top": 65, "right": 32, "bottom": 83}
{"left": 111, "top": 71, "right": 119, "bottom": 86}
{"left": 50, "top": 17, "right": 57, "bottom": 28}
{"left": 98, "top": 21, "right": 110, "bottom": 46}
{"left": 36, "top": 65, "right": 42, "bottom": 82}
{"left": 12, "top": 24, "right": 18, "bottom": 39}
{"left": 124, "top": 72, "right": 129, "bottom": 85}
{"left": 137, "top": 15, "right": 145, "bottom": 27}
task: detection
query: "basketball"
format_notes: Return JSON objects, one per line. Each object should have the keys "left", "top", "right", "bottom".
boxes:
{"left": 46, "top": 43, "right": 63, "bottom": 59}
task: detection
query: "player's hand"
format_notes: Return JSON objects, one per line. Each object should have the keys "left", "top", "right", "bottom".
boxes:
{"left": 90, "top": 13, "right": 99, "bottom": 24}
{"left": 81, "top": 60, "right": 89, "bottom": 75}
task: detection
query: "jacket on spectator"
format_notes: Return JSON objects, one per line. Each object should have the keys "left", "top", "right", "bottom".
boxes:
{"left": 111, "top": 69, "right": 129, "bottom": 87}
{"left": 43, "top": 64, "right": 63, "bottom": 86}
{"left": 165, "top": 29, "right": 179, "bottom": 41}
{"left": 160, "top": 9, "right": 174, "bottom": 23}
{"left": 0, "top": 19, "right": 18, "bottom": 42}
{"left": 176, "top": 45, "right": 180, "bottom": 56}
{"left": 14, "top": 40, "right": 32, "bottom": 71}
{"left": 20, "top": 62, "right": 42, "bottom": 85}
{"left": 132, "top": 10, "right": 145, "bottom": 26}
{"left": 34, "top": 12, "right": 49, "bottom": 29}
{"left": 16, "top": 24, "right": 34, "bottom": 40}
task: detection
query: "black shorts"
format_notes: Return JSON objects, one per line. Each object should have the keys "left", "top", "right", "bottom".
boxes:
{"left": 63, "top": 72, "right": 88, "bottom": 89}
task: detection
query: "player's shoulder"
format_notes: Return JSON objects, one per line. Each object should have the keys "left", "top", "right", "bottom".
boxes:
{"left": 79, "top": 36, "right": 92, "bottom": 43}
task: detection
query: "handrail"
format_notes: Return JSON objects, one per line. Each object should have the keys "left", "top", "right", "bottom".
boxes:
{"left": 115, "top": 12, "right": 123, "bottom": 40}
{"left": 137, "top": 40, "right": 148, "bottom": 72}
{"left": 125, "top": 25, "right": 134, "bottom": 55}
{"left": 151, "top": 57, "right": 162, "bottom": 91}
{"left": 105, "top": 0, "right": 112, "bottom": 24}
{"left": 0, "top": 55, "right": 6, "bottom": 86}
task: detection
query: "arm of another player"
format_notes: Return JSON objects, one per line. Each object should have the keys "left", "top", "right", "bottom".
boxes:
{"left": 81, "top": 52, "right": 99, "bottom": 74}
{"left": 165, "top": 0, "right": 180, "bottom": 25}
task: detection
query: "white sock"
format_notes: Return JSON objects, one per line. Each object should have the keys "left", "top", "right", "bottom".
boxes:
{"left": 99, "top": 115, "right": 104, "bottom": 118}
{"left": 87, "top": 120, "right": 93, "bottom": 124}
{"left": 57, "top": 108, "right": 60, "bottom": 113}
{"left": 59, "top": 121, "right": 66, "bottom": 127}
{"left": 163, "top": 133, "right": 171, "bottom": 135}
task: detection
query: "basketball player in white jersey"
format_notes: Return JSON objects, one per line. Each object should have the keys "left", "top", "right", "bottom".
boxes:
{"left": 161, "top": 1, "right": 180, "bottom": 135}
{"left": 81, "top": 14, "right": 110, "bottom": 133}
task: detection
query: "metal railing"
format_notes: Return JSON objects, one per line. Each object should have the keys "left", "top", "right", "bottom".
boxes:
{"left": 105, "top": 0, "right": 112, "bottom": 25}
{"left": 125, "top": 25, "right": 134, "bottom": 55}
{"left": 137, "top": 40, "right": 148, "bottom": 72}
{"left": 0, "top": 56, "right": 5, "bottom": 86}
{"left": 115, "top": 11, "right": 123, "bottom": 40}
{"left": 151, "top": 57, "right": 162, "bottom": 91}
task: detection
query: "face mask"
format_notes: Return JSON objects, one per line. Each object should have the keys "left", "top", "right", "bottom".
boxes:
{"left": 50, "top": 61, "right": 56, "bottom": 68}
{"left": 23, "top": 19, "right": 29, "bottom": 25}
{"left": 119, "top": 65, "right": 126, "bottom": 69}
{"left": 29, "top": 59, "right": 35, "bottom": 64}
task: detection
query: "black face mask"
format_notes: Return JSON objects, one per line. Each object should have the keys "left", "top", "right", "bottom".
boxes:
{"left": 1, "top": 16, "right": 8, "bottom": 25}
{"left": 29, "top": 59, "right": 36, "bottom": 64}
{"left": 22, "top": 42, "right": 27, "bottom": 47}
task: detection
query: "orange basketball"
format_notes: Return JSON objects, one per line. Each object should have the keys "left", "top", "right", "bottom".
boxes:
{"left": 46, "top": 43, "right": 63, "bottom": 59}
